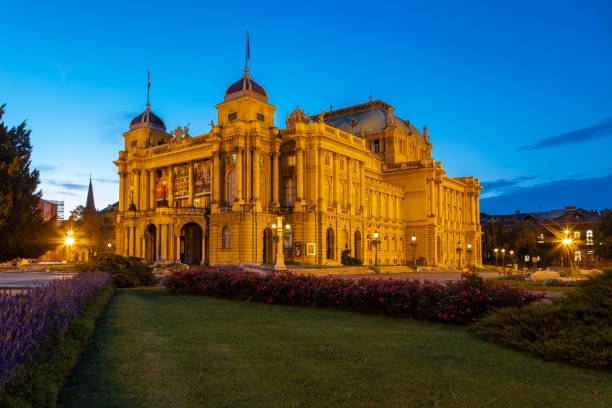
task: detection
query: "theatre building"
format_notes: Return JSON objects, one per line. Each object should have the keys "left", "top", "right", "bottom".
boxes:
{"left": 114, "top": 64, "right": 482, "bottom": 267}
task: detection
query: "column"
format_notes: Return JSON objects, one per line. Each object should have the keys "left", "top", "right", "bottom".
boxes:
{"left": 201, "top": 231, "right": 206, "bottom": 265}
{"left": 176, "top": 235, "right": 181, "bottom": 263}
{"left": 188, "top": 162, "right": 194, "bottom": 206}
{"left": 235, "top": 149, "right": 243, "bottom": 202}
{"left": 134, "top": 170, "right": 140, "bottom": 211}
{"left": 359, "top": 162, "right": 365, "bottom": 211}
{"left": 149, "top": 169, "right": 155, "bottom": 210}
{"left": 318, "top": 148, "right": 324, "bottom": 207}
{"left": 332, "top": 153, "right": 338, "bottom": 207}
{"left": 161, "top": 224, "right": 168, "bottom": 262}
{"left": 245, "top": 146, "right": 251, "bottom": 202}
{"left": 272, "top": 152, "right": 279, "bottom": 204}
{"left": 141, "top": 237, "right": 145, "bottom": 260}
{"left": 168, "top": 166, "right": 174, "bottom": 207}
{"left": 213, "top": 152, "right": 221, "bottom": 203}
{"left": 346, "top": 157, "right": 352, "bottom": 211}
{"left": 124, "top": 227, "right": 129, "bottom": 256}
{"left": 143, "top": 170, "right": 150, "bottom": 210}
{"left": 156, "top": 224, "right": 161, "bottom": 263}
{"left": 134, "top": 227, "right": 139, "bottom": 257}
{"left": 252, "top": 149, "right": 260, "bottom": 201}
{"left": 119, "top": 172, "right": 126, "bottom": 212}
{"left": 296, "top": 148, "right": 304, "bottom": 201}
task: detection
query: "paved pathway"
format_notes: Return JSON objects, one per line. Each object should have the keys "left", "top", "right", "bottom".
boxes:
{"left": 0, "top": 272, "right": 75, "bottom": 289}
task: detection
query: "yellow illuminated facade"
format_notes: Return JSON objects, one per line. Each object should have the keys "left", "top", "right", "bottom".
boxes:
{"left": 114, "top": 66, "right": 482, "bottom": 268}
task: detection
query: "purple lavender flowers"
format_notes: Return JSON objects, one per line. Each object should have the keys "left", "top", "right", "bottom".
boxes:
{"left": 0, "top": 272, "right": 112, "bottom": 388}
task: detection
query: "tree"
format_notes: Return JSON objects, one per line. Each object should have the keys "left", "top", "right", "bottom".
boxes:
{"left": 595, "top": 209, "right": 612, "bottom": 260}
{"left": 0, "top": 104, "right": 57, "bottom": 261}
{"left": 67, "top": 205, "right": 115, "bottom": 256}
{"left": 506, "top": 221, "right": 539, "bottom": 266}
{"left": 481, "top": 219, "right": 504, "bottom": 264}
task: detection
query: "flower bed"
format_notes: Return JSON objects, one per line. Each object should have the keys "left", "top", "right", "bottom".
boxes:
{"left": 0, "top": 272, "right": 112, "bottom": 388}
{"left": 165, "top": 269, "right": 543, "bottom": 324}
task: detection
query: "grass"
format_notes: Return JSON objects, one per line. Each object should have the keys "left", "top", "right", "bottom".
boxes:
{"left": 60, "top": 289, "right": 611, "bottom": 408}
{"left": 487, "top": 277, "right": 575, "bottom": 292}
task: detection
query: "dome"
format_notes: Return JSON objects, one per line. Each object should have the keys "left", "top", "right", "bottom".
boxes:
{"left": 224, "top": 72, "right": 267, "bottom": 101}
{"left": 129, "top": 107, "right": 166, "bottom": 131}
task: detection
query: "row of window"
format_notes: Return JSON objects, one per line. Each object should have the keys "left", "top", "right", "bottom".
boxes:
{"left": 227, "top": 112, "right": 265, "bottom": 122}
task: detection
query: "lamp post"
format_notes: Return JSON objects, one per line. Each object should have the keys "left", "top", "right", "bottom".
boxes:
{"left": 272, "top": 216, "right": 290, "bottom": 272}
{"left": 501, "top": 249, "right": 506, "bottom": 273}
{"left": 410, "top": 235, "right": 417, "bottom": 269}
{"left": 562, "top": 236, "right": 573, "bottom": 274}
{"left": 456, "top": 242, "right": 463, "bottom": 269}
{"left": 510, "top": 250, "right": 515, "bottom": 271}
{"left": 373, "top": 232, "right": 381, "bottom": 267}
{"left": 494, "top": 248, "right": 499, "bottom": 267}
{"left": 64, "top": 231, "right": 74, "bottom": 263}
{"left": 467, "top": 243, "right": 473, "bottom": 269}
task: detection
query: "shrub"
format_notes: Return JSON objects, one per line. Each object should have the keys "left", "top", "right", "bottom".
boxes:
{"left": 341, "top": 249, "right": 363, "bottom": 266}
{"left": 79, "top": 254, "right": 156, "bottom": 287}
{"left": 0, "top": 272, "right": 112, "bottom": 389}
{"left": 473, "top": 270, "right": 612, "bottom": 370}
{"left": 165, "top": 269, "right": 542, "bottom": 324}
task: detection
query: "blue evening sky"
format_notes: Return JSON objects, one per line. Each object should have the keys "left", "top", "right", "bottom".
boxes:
{"left": 1, "top": 0, "right": 611, "bottom": 215}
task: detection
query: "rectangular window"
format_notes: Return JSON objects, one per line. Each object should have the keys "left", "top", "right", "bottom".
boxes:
{"left": 537, "top": 233, "right": 544, "bottom": 244}
{"left": 257, "top": 112, "right": 264, "bottom": 121}
{"left": 374, "top": 139, "right": 380, "bottom": 153}
{"left": 587, "top": 229, "right": 593, "bottom": 245}
{"left": 131, "top": 140, "right": 137, "bottom": 147}
{"left": 574, "top": 231, "right": 581, "bottom": 239}
{"left": 286, "top": 155, "right": 296, "bottom": 167}
{"left": 228, "top": 112, "right": 237, "bottom": 121}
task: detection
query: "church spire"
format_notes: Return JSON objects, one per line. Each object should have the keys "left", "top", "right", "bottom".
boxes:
{"left": 86, "top": 175, "right": 96, "bottom": 212}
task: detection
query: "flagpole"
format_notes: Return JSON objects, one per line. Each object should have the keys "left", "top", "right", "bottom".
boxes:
{"left": 147, "top": 71, "right": 151, "bottom": 107}
{"left": 245, "top": 31, "right": 249, "bottom": 74}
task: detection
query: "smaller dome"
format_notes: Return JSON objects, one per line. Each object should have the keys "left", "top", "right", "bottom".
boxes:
{"left": 286, "top": 106, "right": 309, "bottom": 127}
{"left": 225, "top": 72, "right": 267, "bottom": 101}
{"left": 130, "top": 107, "right": 166, "bottom": 131}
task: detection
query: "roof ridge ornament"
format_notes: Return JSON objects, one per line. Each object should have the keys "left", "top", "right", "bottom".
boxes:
{"left": 244, "top": 31, "right": 250, "bottom": 76}
{"left": 146, "top": 71, "right": 151, "bottom": 108}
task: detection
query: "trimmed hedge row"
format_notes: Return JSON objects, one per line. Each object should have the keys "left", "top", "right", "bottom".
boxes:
{"left": 165, "top": 268, "right": 543, "bottom": 324}
{"left": 0, "top": 283, "right": 115, "bottom": 407}
{"left": 474, "top": 270, "right": 612, "bottom": 370}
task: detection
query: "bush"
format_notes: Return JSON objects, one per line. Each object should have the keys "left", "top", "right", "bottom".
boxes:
{"left": 473, "top": 270, "right": 612, "bottom": 370}
{"left": 79, "top": 254, "right": 157, "bottom": 287}
{"left": 165, "top": 269, "right": 542, "bottom": 325}
{"left": 341, "top": 249, "right": 363, "bottom": 266}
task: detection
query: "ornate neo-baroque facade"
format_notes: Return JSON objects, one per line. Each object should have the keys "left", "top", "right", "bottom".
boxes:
{"left": 114, "top": 66, "right": 482, "bottom": 267}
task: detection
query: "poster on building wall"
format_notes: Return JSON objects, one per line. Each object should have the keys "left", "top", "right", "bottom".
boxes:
{"left": 283, "top": 230, "right": 293, "bottom": 249}
{"left": 154, "top": 172, "right": 167, "bottom": 201}
{"left": 173, "top": 165, "right": 189, "bottom": 199}
{"left": 194, "top": 161, "right": 211, "bottom": 195}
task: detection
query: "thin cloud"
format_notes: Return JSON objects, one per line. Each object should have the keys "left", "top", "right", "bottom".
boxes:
{"left": 57, "top": 190, "right": 80, "bottom": 197}
{"left": 47, "top": 180, "right": 88, "bottom": 190}
{"left": 480, "top": 173, "right": 612, "bottom": 214}
{"left": 95, "top": 177, "right": 119, "bottom": 184}
{"left": 34, "top": 164, "right": 56, "bottom": 172}
{"left": 517, "top": 117, "right": 612, "bottom": 151}
{"left": 481, "top": 175, "right": 538, "bottom": 193}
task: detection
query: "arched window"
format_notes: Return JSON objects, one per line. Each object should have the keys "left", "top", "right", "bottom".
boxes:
{"left": 340, "top": 181, "right": 346, "bottom": 206}
{"left": 222, "top": 226, "right": 231, "bottom": 249}
{"left": 284, "top": 178, "right": 296, "bottom": 205}
{"left": 367, "top": 234, "right": 371, "bottom": 250}
{"left": 226, "top": 169, "right": 236, "bottom": 203}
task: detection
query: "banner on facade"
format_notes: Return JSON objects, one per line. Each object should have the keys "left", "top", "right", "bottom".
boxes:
{"left": 173, "top": 165, "right": 189, "bottom": 199}
{"left": 194, "top": 161, "right": 211, "bottom": 195}
{"left": 154, "top": 172, "right": 167, "bottom": 201}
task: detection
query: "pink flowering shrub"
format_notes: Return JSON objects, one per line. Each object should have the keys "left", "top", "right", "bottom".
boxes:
{"left": 165, "top": 269, "right": 543, "bottom": 324}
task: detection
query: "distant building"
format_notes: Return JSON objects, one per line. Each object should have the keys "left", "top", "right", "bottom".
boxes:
{"left": 86, "top": 177, "right": 96, "bottom": 211}
{"left": 37, "top": 199, "right": 62, "bottom": 261}
{"left": 481, "top": 206, "right": 601, "bottom": 266}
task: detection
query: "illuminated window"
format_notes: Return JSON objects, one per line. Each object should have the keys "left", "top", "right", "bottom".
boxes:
{"left": 228, "top": 112, "right": 237, "bottom": 121}
{"left": 538, "top": 233, "right": 544, "bottom": 244}
{"left": 284, "top": 178, "right": 296, "bottom": 205}
{"left": 574, "top": 250, "right": 582, "bottom": 262}
{"left": 222, "top": 227, "right": 231, "bottom": 248}
{"left": 286, "top": 155, "right": 296, "bottom": 167}
{"left": 574, "top": 231, "right": 581, "bottom": 239}
{"left": 226, "top": 170, "right": 236, "bottom": 203}
{"left": 257, "top": 112, "right": 264, "bottom": 121}
{"left": 587, "top": 229, "right": 593, "bottom": 245}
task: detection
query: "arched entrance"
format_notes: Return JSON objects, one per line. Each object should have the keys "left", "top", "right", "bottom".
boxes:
{"left": 181, "top": 222, "right": 202, "bottom": 265}
{"left": 326, "top": 228, "right": 335, "bottom": 260}
{"left": 263, "top": 228, "right": 274, "bottom": 264}
{"left": 354, "top": 230, "right": 362, "bottom": 260}
{"left": 144, "top": 224, "right": 157, "bottom": 265}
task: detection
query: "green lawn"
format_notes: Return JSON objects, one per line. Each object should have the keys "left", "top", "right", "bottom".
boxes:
{"left": 487, "top": 277, "right": 576, "bottom": 292}
{"left": 60, "top": 289, "right": 611, "bottom": 408}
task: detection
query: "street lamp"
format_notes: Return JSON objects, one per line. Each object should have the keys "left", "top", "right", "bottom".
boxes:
{"left": 501, "top": 248, "right": 506, "bottom": 272}
{"left": 272, "top": 217, "right": 290, "bottom": 272}
{"left": 64, "top": 230, "right": 74, "bottom": 262}
{"left": 373, "top": 232, "right": 381, "bottom": 267}
{"left": 456, "top": 242, "right": 463, "bottom": 269}
{"left": 494, "top": 248, "right": 499, "bottom": 266}
{"left": 562, "top": 237, "right": 573, "bottom": 272}
{"left": 410, "top": 235, "right": 417, "bottom": 269}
